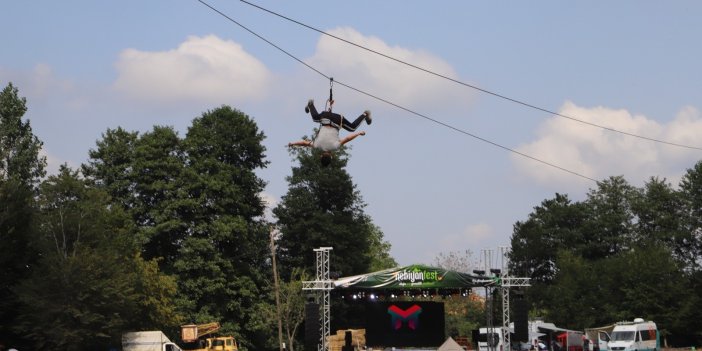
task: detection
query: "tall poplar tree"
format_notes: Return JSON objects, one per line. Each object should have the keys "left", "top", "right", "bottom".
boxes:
{"left": 0, "top": 82, "right": 46, "bottom": 346}
{"left": 176, "top": 106, "right": 271, "bottom": 349}
{"left": 273, "top": 143, "right": 390, "bottom": 278}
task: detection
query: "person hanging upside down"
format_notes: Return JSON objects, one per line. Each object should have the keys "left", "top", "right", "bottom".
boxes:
{"left": 288, "top": 99, "right": 372, "bottom": 166}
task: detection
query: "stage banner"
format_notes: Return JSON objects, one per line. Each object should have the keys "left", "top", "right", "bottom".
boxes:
{"left": 334, "top": 264, "right": 480, "bottom": 289}
{"left": 365, "top": 301, "right": 445, "bottom": 347}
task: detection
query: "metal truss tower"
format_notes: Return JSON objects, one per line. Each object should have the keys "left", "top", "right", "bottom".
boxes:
{"left": 498, "top": 246, "right": 530, "bottom": 351}
{"left": 302, "top": 247, "right": 333, "bottom": 351}
{"left": 478, "top": 248, "right": 531, "bottom": 351}
{"left": 500, "top": 277, "right": 531, "bottom": 350}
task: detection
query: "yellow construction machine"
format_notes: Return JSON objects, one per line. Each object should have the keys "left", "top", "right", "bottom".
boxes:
{"left": 181, "top": 322, "right": 238, "bottom": 351}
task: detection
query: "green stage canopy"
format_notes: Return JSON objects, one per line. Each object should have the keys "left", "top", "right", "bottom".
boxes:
{"left": 333, "top": 264, "right": 486, "bottom": 290}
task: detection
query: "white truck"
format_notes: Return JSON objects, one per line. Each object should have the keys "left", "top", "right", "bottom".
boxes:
{"left": 122, "top": 331, "right": 183, "bottom": 351}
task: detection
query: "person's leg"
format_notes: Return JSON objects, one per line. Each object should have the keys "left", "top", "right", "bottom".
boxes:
{"left": 307, "top": 100, "right": 323, "bottom": 123}
{"left": 340, "top": 110, "right": 371, "bottom": 132}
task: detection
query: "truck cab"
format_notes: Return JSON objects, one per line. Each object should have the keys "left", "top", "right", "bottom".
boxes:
{"left": 209, "top": 336, "right": 238, "bottom": 351}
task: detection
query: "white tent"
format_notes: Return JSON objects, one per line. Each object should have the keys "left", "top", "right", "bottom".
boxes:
{"left": 437, "top": 337, "right": 465, "bottom": 351}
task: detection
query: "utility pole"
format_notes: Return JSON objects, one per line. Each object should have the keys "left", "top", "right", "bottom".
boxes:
{"left": 269, "top": 226, "right": 284, "bottom": 351}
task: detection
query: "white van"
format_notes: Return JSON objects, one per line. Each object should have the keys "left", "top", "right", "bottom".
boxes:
{"left": 607, "top": 319, "right": 659, "bottom": 351}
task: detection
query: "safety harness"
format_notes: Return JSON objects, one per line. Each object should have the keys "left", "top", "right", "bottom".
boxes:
{"left": 319, "top": 78, "right": 343, "bottom": 130}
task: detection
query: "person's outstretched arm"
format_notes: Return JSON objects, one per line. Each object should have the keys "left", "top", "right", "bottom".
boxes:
{"left": 339, "top": 131, "right": 365, "bottom": 145}
{"left": 288, "top": 140, "right": 313, "bottom": 147}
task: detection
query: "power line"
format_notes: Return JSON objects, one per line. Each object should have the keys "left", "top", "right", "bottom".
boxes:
{"left": 238, "top": 0, "right": 702, "bottom": 152}
{"left": 194, "top": 0, "right": 598, "bottom": 182}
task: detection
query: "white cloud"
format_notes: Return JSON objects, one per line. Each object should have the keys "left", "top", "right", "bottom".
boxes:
{"left": 259, "top": 191, "right": 279, "bottom": 222}
{"left": 113, "top": 35, "right": 271, "bottom": 104}
{"left": 513, "top": 102, "right": 702, "bottom": 188}
{"left": 8, "top": 64, "right": 79, "bottom": 104}
{"left": 303, "top": 27, "right": 474, "bottom": 112}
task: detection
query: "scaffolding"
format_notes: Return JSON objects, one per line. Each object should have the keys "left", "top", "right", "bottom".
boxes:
{"left": 478, "top": 248, "right": 531, "bottom": 351}
{"left": 302, "top": 247, "right": 333, "bottom": 351}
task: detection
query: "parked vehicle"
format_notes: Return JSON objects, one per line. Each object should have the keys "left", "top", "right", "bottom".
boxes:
{"left": 607, "top": 319, "right": 658, "bottom": 351}
{"left": 180, "top": 322, "right": 238, "bottom": 351}
{"left": 122, "top": 331, "right": 183, "bottom": 351}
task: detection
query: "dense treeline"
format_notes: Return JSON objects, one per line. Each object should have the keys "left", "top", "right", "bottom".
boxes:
{"left": 3, "top": 80, "right": 702, "bottom": 349}
{"left": 0, "top": 83, "right": 395, "bottom": 350}
{"left": 509, "top": 174, "right": 702, "bottom": 346}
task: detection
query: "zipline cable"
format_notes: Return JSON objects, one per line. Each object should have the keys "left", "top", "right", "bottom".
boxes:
{"left": 238, "top": 0, "right": 702, "bottom": 152}
{"left": 194, "top": 0, "right": 598, "bottom": 183}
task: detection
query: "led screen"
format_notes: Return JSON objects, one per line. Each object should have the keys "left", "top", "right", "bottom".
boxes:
{"left": 365, "top": 301, "right": 445, "bottom": 347}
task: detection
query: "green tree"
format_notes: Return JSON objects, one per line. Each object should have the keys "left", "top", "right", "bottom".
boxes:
{"left": 84, "top": 106, "right": 274, "bottom": 350}
{"left": 12, "top": 166, "right": 180, "bottom": 350}
{"left": 582, "top": 176, "right": 636, "bottom": 258}
{"left": 131, "top": 126, "right": 190, "bottom": 268}
{"left": 262, "top": 267, "right": 310, "bottom": 351}
{"left": 84, "top": 126, "right": 191, "bottom": 269}
{"left": 0, "top": 82, "right": 46, "bottom": 346}
{"left": 274, "top": 143, "right": 387, "bottom": 278}
{"left": 630, "top": 177, "right": 687, "bottom": 259}
{"left": 542, "top": 251, "right": 598, "bottom": 329}
{"left": 176, "top": 106, "right": 271, "bottom": 350}
{"left": 82, "top": 127, "right": 138, "bottom": 209}
{"left": 509, "top": 193, "right": 587, "bottom": 311}
{"left": 444, "top": 296, "right": 484, "bottom": 342}
{"left": 509, "top": 171, "right": 702, "bottom": 343}
{"left": 366, "top": 223, "right": 397, "bottom": 272}
{"left": 0, "top": 82, "right": 46, "bottom": 184}
{"left": 678, "top": 160, "right": 702, "bottom": 272}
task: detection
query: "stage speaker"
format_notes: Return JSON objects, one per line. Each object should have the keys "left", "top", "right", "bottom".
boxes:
{"left": 305, "top": 302, "right": 320, "bottom": 351}
{"left": 514, "top": 298, "right": 529, "bottom": 342}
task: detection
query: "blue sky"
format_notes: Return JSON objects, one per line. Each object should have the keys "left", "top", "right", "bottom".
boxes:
{"left": 2, "top": 1, "right": 702, "bottom": 268}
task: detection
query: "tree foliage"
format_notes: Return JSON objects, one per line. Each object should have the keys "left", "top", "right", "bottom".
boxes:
{"left": 0, "top": 82, "right": 46, "bottom": 347}
{"left": 509, "top": 170, "right": 702, "bottom": 345}
{"left": 273, "top": 142, "right": 390, "bottom": 278}
{"left": 0, "top": 82, "right": 46, "bottom": 184}
{"left": 12, "top": 166, "right": 180, "bottom": 350}
{"left": 83, "top": 106, "right": 272, "bottom": 350}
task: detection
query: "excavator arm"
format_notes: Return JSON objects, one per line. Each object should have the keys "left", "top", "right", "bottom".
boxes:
{"left": 181, "top": 322, "right": 221, "bottom": 342}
